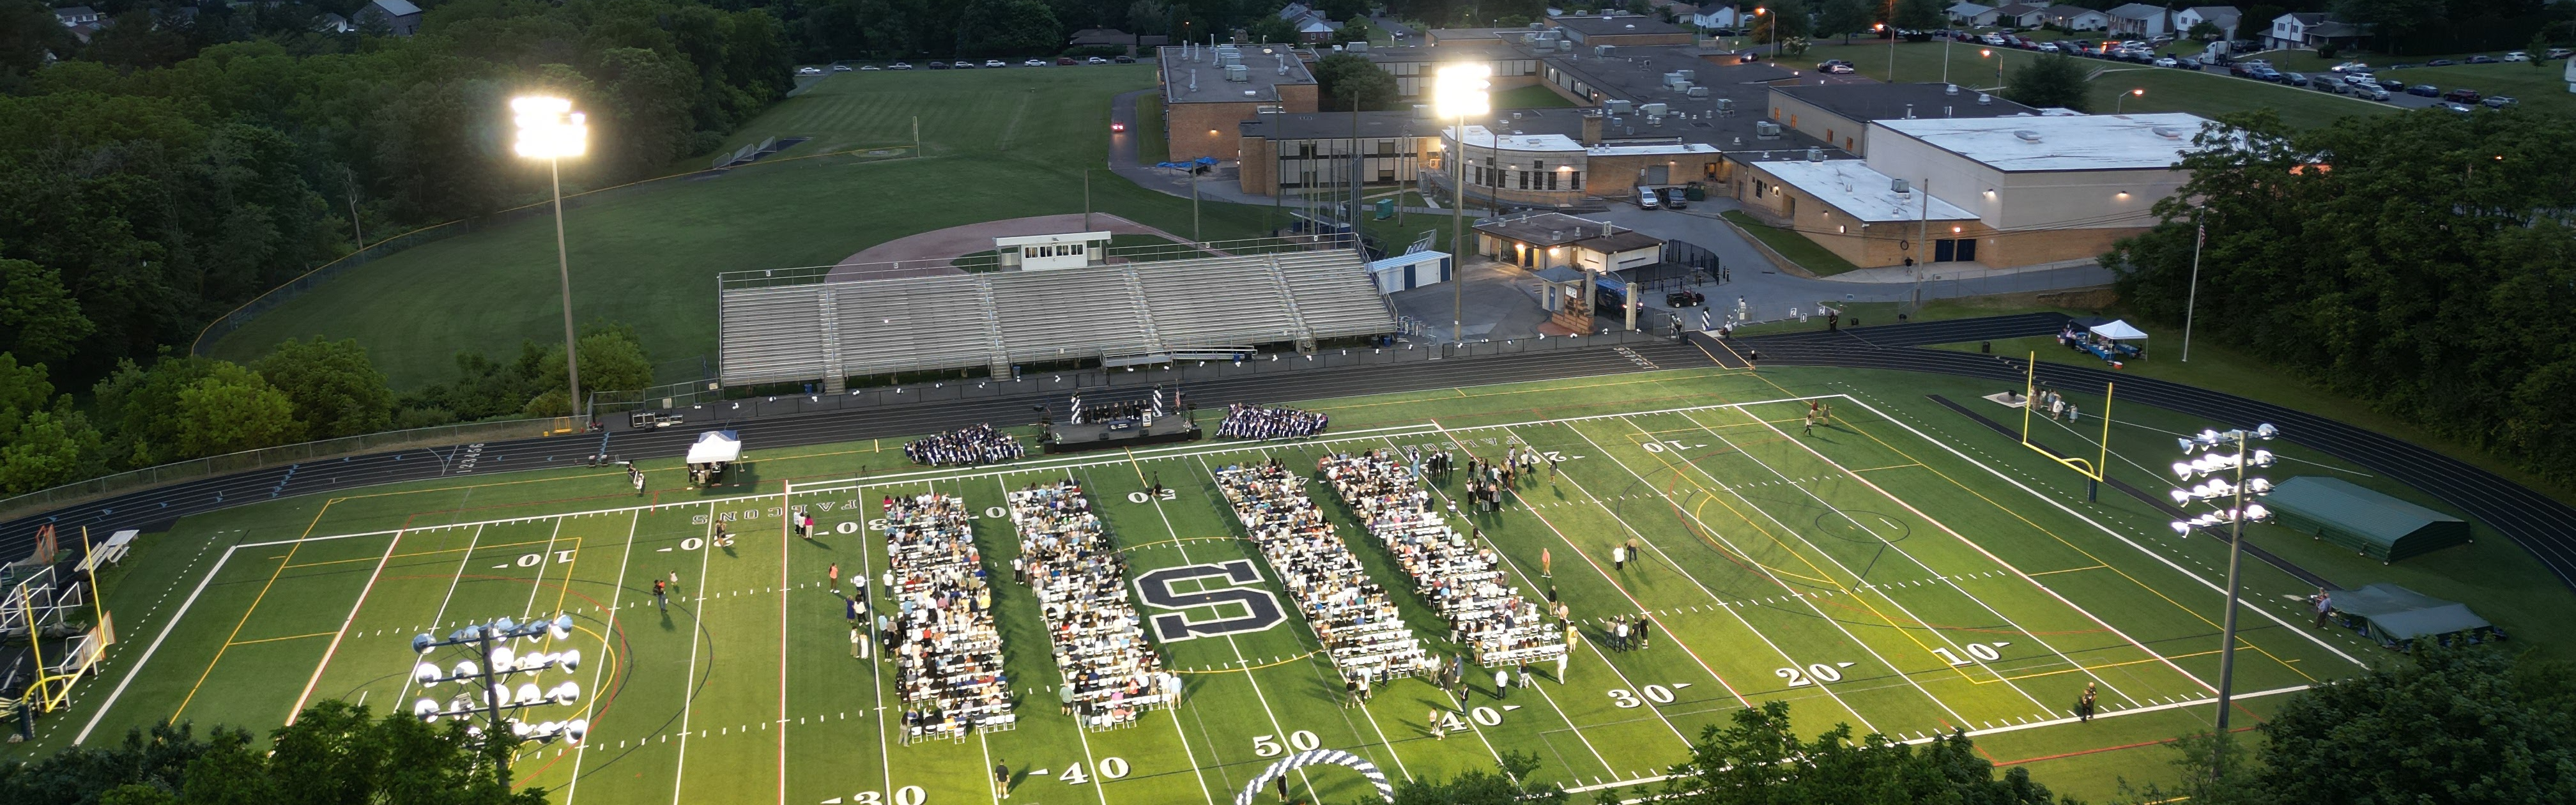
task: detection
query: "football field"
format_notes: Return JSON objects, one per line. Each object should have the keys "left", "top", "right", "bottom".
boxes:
{"left": 56, "top": 383, "right": 2372, "bottom": 805}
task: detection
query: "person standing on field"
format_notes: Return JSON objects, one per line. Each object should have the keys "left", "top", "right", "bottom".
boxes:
{"left": 1493, "top": 668, "right": 1510, "bottom": 700}
{"left": 1613, "top": 544, "right": 1627, "bottom": 571}
{"left": 993, "top": 762, "right": 1011, "bottom": 799}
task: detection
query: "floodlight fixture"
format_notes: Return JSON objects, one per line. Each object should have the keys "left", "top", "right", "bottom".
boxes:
{"left": 564, "top": 719, "right": 588, "bottom": 744}
{"left": 414, "top": 699, "right": 441, "bottom": 721}
{"left": 2250, "top": 449, "right": 2276, "bottom": 466}
{"left": 2246, "top": 478, "right": 2273, "bottom": 494}
{"left": 2177, "top": 437, "right": 2196, "bottom": 454}
{"left": 489, "top": 645, "right": 517, "bottom": 671}
{"left": 2169, "top": 521, "right": 2193, "bottom": 535}
{"left": 516, "top": 682, "right": 542, "bottom": 706}
{"left": 2253, "top": 423, "right": 2278, "bottom": 440}
{"left": 2244, "top": 503, "right": 2270, "bottom": 521}
{"left": 510, "top": 97, "right": 587, "bottom": 160}
{"left": 415, "top": 663, "right": 442, "bottom": 686}
{"left": 413, "top": 634, "right": 436, "bottom": 654}
{"left": 559, "top": 649, "right": 581, "bottom": 671}
{"left": 452, "top": 660, "right": 479, "bottom": 678}
{"left": 551, "top": 614, "right": 576, "bottom": 641}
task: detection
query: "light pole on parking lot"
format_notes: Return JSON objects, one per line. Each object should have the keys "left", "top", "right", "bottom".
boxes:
{"left": 1981, "top": 48, "right": 2002, "bottom": 88}
{"left": 2117, "top": 87, "right": 2144, "bottom": 112}
{"left": 1876, "top": 23, "right": 1894, "bottom": 80}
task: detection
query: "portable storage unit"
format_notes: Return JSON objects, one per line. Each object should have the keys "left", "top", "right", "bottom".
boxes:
{"left": 2263, "top": 476, "right": 2470, "bottom": 562}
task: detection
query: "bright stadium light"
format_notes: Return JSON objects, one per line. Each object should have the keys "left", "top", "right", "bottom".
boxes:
{"left": 2163, "top": 424, "right": 2283, "bottom": 778}
{"left": 1434, "top": 63, "right": 1489, "bottom": 348}
{"left": 406, "top": 613, "right": 587, "bottom": 750}
{"left": 512, "top": 95, "right": 591, "bottom": 424}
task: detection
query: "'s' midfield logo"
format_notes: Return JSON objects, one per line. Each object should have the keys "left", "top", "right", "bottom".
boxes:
{"left": 1133, "top": 560, "right": 1286, "bottom": 641}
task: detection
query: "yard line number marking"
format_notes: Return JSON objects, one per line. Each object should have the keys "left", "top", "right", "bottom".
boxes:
{"left": 1777, "top": 663, "right": 1858, "bottom": 687}
{"left": 1606, "top": 684, "right": 1687, "bottom": 708}
{"left": 1931, "top": 642, "right": 2011, "bottom": 666}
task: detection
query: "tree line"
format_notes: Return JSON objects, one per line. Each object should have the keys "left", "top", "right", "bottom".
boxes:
{"left": 2107, "top": 107, "right": 2576, "bottom": 489}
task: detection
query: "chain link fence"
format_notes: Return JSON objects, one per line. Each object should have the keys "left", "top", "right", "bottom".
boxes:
{"left": 0, "top": 417, "right": 579, "bottom": 522}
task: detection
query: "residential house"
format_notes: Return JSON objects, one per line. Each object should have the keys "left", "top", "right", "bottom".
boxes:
{"left": 1990, "top": 3, "right": 2049, "bottom": 28}
{"left": 2104, "top": 3, "right": 2170, "bottom": 36}
{"left": 2041, "top": 5, "right": 2109, "bottom": 31}
{"left": 1276, "top": 2, "right": 1342, "bottom": 43}
{"left": 2265, "top": 12, "right": 2366, "bottom": 51}
{"left": 354, "top": 0, "right": 422, "bottom": 35}
{"left": 1690, "top": 5, "right": 1742, "bottom": 31}
{"left": 1949, "top": 3, "right": 2002, "bottom": 26}
{"left": 52, "top": 5, "right": 101, "bottom": 26}
{"left": 2172, "top": 6, "right": 2240, "bottom": 40}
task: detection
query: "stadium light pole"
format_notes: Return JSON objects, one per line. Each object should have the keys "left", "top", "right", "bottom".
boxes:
{"left": 1434, "top": 64, "right": 1489, "bottom": 346}
{"left": 514, "top": 97, "right": 588, "bottom": 423}
{"left": 2168, "top": 424, "right": 2280, "bottom": 777}
{"left": 408, "top": 615, "right": 589, "bottom": 756}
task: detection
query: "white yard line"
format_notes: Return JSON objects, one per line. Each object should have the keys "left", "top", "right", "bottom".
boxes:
{"left": 1698, "top": 408, "right": 2159, "bottom": 707}
{"left": 75, "top": 542, "right": 241, "bottom": 744}
{"left": 284, "top": 528, "right": 408, "bottom": 723}
{"left": 562, "top": 510, "right": 643, "bottom": 805}
{"left": 669, "top": 500, "right": 729, "bottom": 805}
{"left": 1839, "top": 395, "right": 2366, "bottom": 671}
{"left": 393, "top": 525, "right": 488, "bottom": 707}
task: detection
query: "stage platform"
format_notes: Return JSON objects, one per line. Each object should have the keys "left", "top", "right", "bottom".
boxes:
{"left": 1043, "top": 417, "right": 1202, "bottom": 454}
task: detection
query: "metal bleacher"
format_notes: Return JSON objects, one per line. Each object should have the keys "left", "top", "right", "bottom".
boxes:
{"left": 716, "top": 244, "right": 1395, "bottom": 389}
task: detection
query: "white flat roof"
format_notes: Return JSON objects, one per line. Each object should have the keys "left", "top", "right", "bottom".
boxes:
{"left": 994, "top": 231, "right": 1110, "bottom": 247}
{"left": 1754, "top": 159, "right": 1978, "bottom": 223}
{"left": 1446, "top": 125, "right": 1720, "bottom": 157}
{"left": 1871, "top": 113, "right": 2216, "bottom": 172}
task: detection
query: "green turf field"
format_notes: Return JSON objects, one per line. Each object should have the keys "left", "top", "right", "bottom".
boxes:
{"left": 42, "top": 363, "right": 2556, "bottom": 805}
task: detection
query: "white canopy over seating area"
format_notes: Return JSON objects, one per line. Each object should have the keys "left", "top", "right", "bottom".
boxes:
{"left": 2062, "top": 318, "right": 2147, "bottom": 364}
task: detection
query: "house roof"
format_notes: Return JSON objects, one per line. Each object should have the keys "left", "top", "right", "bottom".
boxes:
{"left": 1751, "top": 159, "right": 1978, "bottom": 222}
{"left": 1773, "top": 82, "right": 2041, "bottom": 125}
{"left": 1297, "top": 18, "right": 1340, "bottom": 33}
{"left": 2310, "top": 20, "right": 2367, "bottom": 37}
{"left": 2042, "top": 5, "right": 2104, "bottom": 18}
{"left": 369, "top": 0, "right": 421, "bottom": 17}
{"left": 1991, "top": 3, "right": 2049, "bottom": 15}
{"left": 2106, "top": 3, "right": 2165, "bottom": 20}
{"left": 54, "top": 5, "right": 96, "bottom": 19}
{"left": 1276, "top": 2, "right": 1311, "bottom": 20}
{"left": 2182, "top": 5, "right": 2238, "bottom": 19}
{"left": 1871, "top": 112, "right": 2216, "bottom": 172}
{"left": 2281, "top": 12, "right": 2327, "bottom": 24}
{"left": 1948, "top": 3, "right": 1996, "bottom": 14}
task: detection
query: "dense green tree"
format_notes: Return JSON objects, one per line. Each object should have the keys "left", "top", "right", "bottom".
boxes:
{"left": 2004, "top": 53, "right": 2091, "bottom": 112}
{"left": 171, "top": 364, "right": 303, "bottom": 458}
{"left": 1816, "top": 0, "right": 1875, "bottom": 44}
{"left": 1313, "top": 52, "right": 1399, "bottom": 111}
{"left": 0, "top": 0, "right": 68, "bottom": 91}
{"left": 1391, "top": 751, "right": 1566, "bottom": 805}
{"left": 1747, "top": 0, "right": 1811, "bottom": 50}
{"left": 2255, "top": 647, "right": 2576, "bottom": 802}
{"left": 1894, "top": 0, "right": 1946, "bottom": 32}
{"left": 958, "top": 0, "right": 1067, "bottom": 55}
{"left": 1648, "top": 700, "right": 2069, "bottom": 804}
{"left": 254, "top": 337, "right": 395, "bottom": 440}
{"left": 0, "top": 721, "right": 213, "bottom": 804}
{"left": 2108, "top": 108, "right": 2576, "bottom": 486}
{"left": 1248, "top": 13, "right": 1299, "bottom": 42}
{"left": 0, "top": 353, "right": 55, "bottom": 431}
{"left": 0, "top": 411, "right": 102, "bottom": 493}
{"left": 522, "top": 322, "right": 655, "bottom": 415}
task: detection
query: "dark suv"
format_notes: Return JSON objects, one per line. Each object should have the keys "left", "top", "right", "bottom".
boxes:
{"left": 2442, "top": 88, "right": 2482, "bottom": 102}
{"left": 2407, "top": 84, "right": 2439, "bottom": 96}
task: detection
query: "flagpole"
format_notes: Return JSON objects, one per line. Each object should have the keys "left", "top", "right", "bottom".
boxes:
{"left": 2183, "top": 220, "right": 2204, "bottom": 362}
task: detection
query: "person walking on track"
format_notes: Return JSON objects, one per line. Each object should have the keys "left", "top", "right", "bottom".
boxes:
{"left": 1428, "top": 709, "right": 1445, "bottom": 740}
{"left": 827, "top": 562, "right": 840, "bottom": 594}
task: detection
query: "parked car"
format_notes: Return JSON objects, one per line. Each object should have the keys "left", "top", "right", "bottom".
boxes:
{"left": 1114, "top": 55, "right": 1136, "bottom": 63}
{"left": 2549, "top": 48, "right": 2572, "bottom": 59}
{"left": 2343, "top": 73, "right": 2377, "bottom": 86}
{"left": 2386, "top": 63, "right": 2419, "bottom": 70}
{"left": 952, "top": 60, "right": 976, "bottom": 68}
{"left": 1056, "top": 56, "right": 1077, "bottom": 65}
{"left": 2316, "top": 80, "right": 2347, "bottom": 94}
{"left": 2248, "top": 67, "right": 2281, "bottom": 82}
{"left": 1636, "top": 187, "right": 1659, "bottom": 209}
{"left": 1659, "top": 186, "right": 1690, "bottom": 210}
{"left": 1665, "top": 290, "right": 1706, "bottom": 308}
{"left": 1023, "top": 59, "right": 1047, "bottom": 66}
{"left": 2442, "top": 88, "right": 2481, "bottom": 102}
{"left": 2379, "top": 78, "right": 2406, "bottom": 90}
{"left": 2037, "top": 42, "right": 2061, "bottom": 52}
{"left": 858, "top": 65, "right": 880, "bottom": 70}
{"left": 2407, "top": 83, "right": 2439, "bottom": 96}
{"left": 2484, "top": 95, "right": 2518, "bottom": 108}
{"left": 2358, "top": 86, "right": 2391, "bottom": 101}
{"left": 2442, "top": 102, "right": 2475, "bottom": 114}
{"left": 2425, "top": 58, "right": 2457, "bottom": 66}
{"left": 1085, "top": 56, "right": 1110, "bottom": 65}
{"left": 2329, "top": 61, "right": 2368, "bottom": 72}
{"left": 892, "top": 61, "right": 914, "bottom": 70}
{"left": 2465, "top": 55, "right": 2498, "bottom": 64}
{"left": 2153, "top": 56, "right": 2178, "bottom": 67}
{"left": 831, "top": 64, "right": 854, "bottom": 72}
{"left": 985, "top": 59, "right": 1008, "bottom": 67}
{"left": 1981, "top": 34, "right": 2006, "bottom": 45}
{"left": 2503, "top": 51, "right": 2532, "bottom": 62}
{"left": 1816, "top": 59, "right": 1856, "bottom": 73}
{"left": 2281, "top": 71, "right": 2310, "bottom": 86}
{"left": 797, "top": 66, "right": 824, "bottom": 75}
{"left": 926, "top": 61, "right": 951, "bottom": 69}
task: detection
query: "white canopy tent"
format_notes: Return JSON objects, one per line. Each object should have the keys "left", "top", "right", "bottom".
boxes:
{"left": 2089, "top": 319, "right": 2149, "bottom": 340}
{"left": 685, "top": 431, "right": 742, "bottom": 464}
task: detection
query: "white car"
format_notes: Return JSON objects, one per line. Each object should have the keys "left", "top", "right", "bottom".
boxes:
{"left": 1085, "top": 56, "right": 1110, "bottom": 65}
{"left": 858, "top": 65, "right": 880, "bottom": 70}
{"left": 1023, "top": 59, "right": 1047, "bottom": 66}
{"left": 2153, "top": 57, "right": 2177, "bottom": 68}
{"left": 891, "top": 61, "right": 914, "bottom": 70}
{"left": 2503, "top": 51, "right": 2532, "bottom": 62}
{"left": 984, "top": 59, "right": 1007, "bottom": 68}
{"left": 797, "top": 66, "right": 824, "bottom": 75}
{"left": 2343, "top": 73, "right": 2376, "bottom": 86}
{"left": 831, "top": 64, "right": 853, "bottom": 72}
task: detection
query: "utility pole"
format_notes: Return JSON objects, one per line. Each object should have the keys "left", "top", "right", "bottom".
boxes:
{"left": 343, "top": 167, "right": 365, "bottom": 250}
{"left": 2184, "top": 218, "right": 2204, "bottom": 361}
{"left": 913, "top": 116, "right": 921, "bottom": 158}
{"left": 1351, "top": 93, "right": 1365, "bottom": 257}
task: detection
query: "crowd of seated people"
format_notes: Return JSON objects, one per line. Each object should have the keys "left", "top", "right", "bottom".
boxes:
{"left": 1319, "top": 451, "right": 1567, "bottom": 668}
{"left": 904, "top": 424, "right": 1025, "bottom": 466}
{"left": 1216, "top": 404, "right": 1329, "bottom": 440}
{"left": 1005, "top": 480, "right": 1178, "bottom": 730}
{"left": 1214, "top": 460, "right": 1428, "bottom": 686}
{"left": 880, "top": 493, "right": 1013, "bottom": 739}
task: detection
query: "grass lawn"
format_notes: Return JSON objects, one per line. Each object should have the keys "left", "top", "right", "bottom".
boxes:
{"left": 1493, "top": 84, "right": 1579, "bottom": 109}
{"left": 1720, "top": 210, "right": 1862, "bottom": 277}
{"left": 210, "top": 66, "right": 1292, "bottom": 390}
{"left": 42, "top": 364, "right": 2537, "bottom": 804}
{"left": 1800, "top": 42, "right": 2395, "bottom": 129}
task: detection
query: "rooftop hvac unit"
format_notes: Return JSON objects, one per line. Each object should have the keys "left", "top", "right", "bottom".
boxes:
{"left": 1558, "top": 39, "right": 1574, "bottom": 51}
{"left": 1595, "top": 45, "right": 1616, "bottom": 56}
{"left": 1413, "top": 103, "right": 1432, "bottom": 119}
{"left": 1903, "top": 103, "right": 1915, "bottom": 119}
{"left": 1714, "top": 97, "right": 1735, "bottom": 111}
{"left": 1677, "top": 69, "right": 1695, "bottom": 81}
{"left": 1687, "top": 86, "right": 1708, "bottom": 98}
{"left": 1225, "top": 64, "right": 1250, "bottom": 82}
{"left": 2014, "top": 129, "right": 2043, "bottom": 142}
{"left": 1606, "top": 99, "right": 1634, "bottom": 114}
{"left": 1890, "top": 178, "right": 1911, "bottom": 194}
{"left": 1807, "top": 148, "right": 1824, "bottom": 162}
{"left": 1663, "top": 71, "right": 1685, "bottom": 86}
{"left": 1639, "top": 102, "right": 1667, "bottom": 116}
{"left": 1755, "top": 121, "right": 1782, "bottom": 139}
{"left": 1945, "top": 83, "right": 1961, "bottom": 95}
